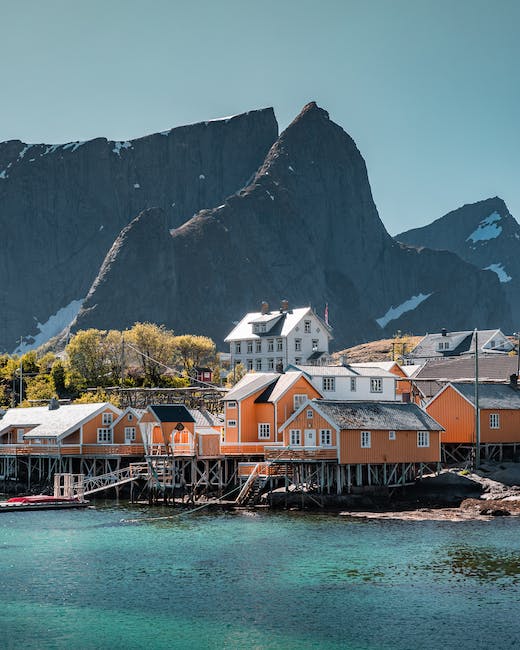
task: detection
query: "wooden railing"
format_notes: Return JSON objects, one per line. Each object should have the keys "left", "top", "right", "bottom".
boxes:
{"left": 220, "top": 443, "right": 281, "bottom": 456}
{"left": 0, "top": 443, "right": 145, "bottom": 457}
{"left": 264, "top": 446, "right": 338, "bottom": 462}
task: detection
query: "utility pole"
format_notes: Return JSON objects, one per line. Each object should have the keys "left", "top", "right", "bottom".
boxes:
{"left": 121, "top": 335, "right": 125, "bottom": 385}
{"left": 19, "top": 336, "right": 23, "bottom": 406}
{"left": 474, "top": 329, "right": 480, "bottom": 469}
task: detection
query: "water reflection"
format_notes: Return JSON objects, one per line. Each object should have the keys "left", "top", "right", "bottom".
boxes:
{"left": 434, "top": 545, "right": 520, "bottom": 583}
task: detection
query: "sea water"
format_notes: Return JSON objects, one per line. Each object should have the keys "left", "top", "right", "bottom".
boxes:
{"left": 1, "top": 504, "right": 519, "bottom": 649}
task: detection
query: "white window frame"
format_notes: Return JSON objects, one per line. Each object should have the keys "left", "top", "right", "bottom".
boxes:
{"left": 127, "top": 413, "right": 133, "bottom": 422}
{"left": 124, "top": 427, "right": 136, "bottom": 443}
{"left": 268, "top": 358, "right": 274, "bottom": 370}
{"left": 267, "top": 339, "right": 274, "bottom": 352}
{"left": 247, "top": 340, "right": 253, "bottom": 354}
{"left": 97, "top": 428, "right": 112, "bottom": 443}
{"left": 295, "top": 338, "right": 302, "bottom": 351}
{"left": 350, "top": 377, "right": 356, "bottom": 392}
{"left": 304, "top": 320, "right": 311, "bottom": 334}
{"left": 102, "top": 412, "right": 113, "bottom": 425}
{"left": 293, "top": 394, "right": 307, "bottom": 410}
{"left": 246, "top": 359, "right": 253, "bottom": 371}
{"left": 320, "top": 429, "right": 332, "bottom": 446}
{"left": 417, "top": 431, "right": 430, "bottom": 447}
{"left": 322, "top": 376, "right": 335, "bottom": 392}
{"left": 370, "top": 378, "right": 382, "bottom": 393}
{"left": 235, "top": 342, "right": 241, "bottom": 354}
{"left": 361, "top": 431, "right": 371, "bottom": 448}
{"left": 290, "top": 429, "right": 301, "bottom": 446}
{"left": 489, "top": 413, "right": 500, "bottom": 429}
{"left": 227, "top": 420, "right": 237, "bottom": 427}
{"left": 276, "top": 338, "right": 283, "bottom": 351}
{"left": 311, "top": 338, "right": 319, "bottom": 351}
{"left": 258, "top": 423, "right": 271, "bottom": 439}
{"left": 227, "top": 401, "right": 237, "bottom": 409}
{"left": 389, "top": 430, "right": 396, "bottom": 441}
{"left": 306, "top": 409, "right": 313, "bottom": 419}
{"left": 255, "top": 340, "right": 262, "bottom": 353}
{"left": 255, "top": 359, "right": 262, "bottom": 371}
{"left": 17, "top": 428, "right": 24, "bottom": 443}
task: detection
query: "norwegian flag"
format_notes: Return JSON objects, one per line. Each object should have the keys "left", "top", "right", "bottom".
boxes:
{"left": 324, "top": 303, "right": 329, "bottom": 326}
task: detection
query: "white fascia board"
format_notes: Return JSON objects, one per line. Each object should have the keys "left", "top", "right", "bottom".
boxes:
{"left": 278, "top": 399, "right": 339, "bottom": 434}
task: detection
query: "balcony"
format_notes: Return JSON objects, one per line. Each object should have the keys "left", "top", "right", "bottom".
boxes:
{"left": 0, "top": 443, "right": 145, "bottom": 457}
{"left": 220, "top": 442, "right": 281, "bottom": 456}
{"left": 264, "top": 446, "right": 338, "bottom": 462}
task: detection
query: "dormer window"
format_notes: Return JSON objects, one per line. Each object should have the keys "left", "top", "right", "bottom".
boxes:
{"left": 438, "top": 341, "right": 450, "bottom": 351}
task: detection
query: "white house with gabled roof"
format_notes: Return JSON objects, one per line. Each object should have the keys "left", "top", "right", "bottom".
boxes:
{"left": 225, "top": 300, "right": 332, "bottom": 372}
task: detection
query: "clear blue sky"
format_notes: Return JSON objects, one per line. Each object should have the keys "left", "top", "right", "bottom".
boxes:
{"left": 1, "top": 0, "right": 518, "bottom": 234}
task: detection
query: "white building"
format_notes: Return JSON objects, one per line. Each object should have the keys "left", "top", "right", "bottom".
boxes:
{"left": 225, "top": 301, "right": 332, "bottom": 372}
{"left": 289, "top": 364, "right": 398, "bottom": 401}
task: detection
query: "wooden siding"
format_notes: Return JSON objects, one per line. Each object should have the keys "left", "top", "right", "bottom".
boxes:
{"left": 82, "top": 408, "right": 119, "bottom": 444}
{"left": 480, "top": 409, "right": 520, "bottom": 443}
{"left": 426, "top": 385, "right": 475, "bottom": 444}
{"left": 279, "top": 406, "right": 337, "bottom": 448}
{"left": 339, "top": 429, "right": 441, "bottom": 464}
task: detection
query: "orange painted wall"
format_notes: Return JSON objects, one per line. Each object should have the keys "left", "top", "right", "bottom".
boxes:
{"left": 426, "top": 386, "right": 475, "bottom": 444}
{"left": 480, "top": 409, "right": 520, "bottom": 443}
{"left": 161, "top": 422, "right": 195, "bottom": 445}
{"left": 275, "top": 376, "right": 321, "bottom": 433}
{"left": 81, "top": 408, "right": 119, "bottom": 444}
{"left": 339, "top": 429, "right": 441, "bottom": 464}
{"left": 197, "top": 432, "right": 221, "bottom": 457}
{"left": 280, "top": 407, "right": 337, "bottom": 447}
{"left": 112, "top": 413, "right": 140, "bottom": 444}
{"left": 224, "top": 402, "right": 239, "bottom": 443}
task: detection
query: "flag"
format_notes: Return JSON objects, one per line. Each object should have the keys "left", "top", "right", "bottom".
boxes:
{"left": 324, "top": 303, "right": 329, "bottom": 326}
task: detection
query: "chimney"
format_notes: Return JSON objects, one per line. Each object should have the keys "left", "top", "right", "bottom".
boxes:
{"left": 48, "top": 397, "right": 60, "bottom": 410}
{"left": 340, "top": 355, "right": 347, "bottom": 366}
{"left": 510, "top": 374, "right": 518, "bottom": 387}
{"left": 441, "top": 328, "right": 447, "bottom": 337}
{"left": 261, "top": 301, "right": 269, "bottom": 315}
{"left": 280, "top": 299, "right": 289, "bottom": 312}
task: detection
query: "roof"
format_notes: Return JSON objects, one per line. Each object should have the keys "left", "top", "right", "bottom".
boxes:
{"left": 293, "top": 364, "right": 394, "bottom": 378}
{"left": 0, "top": 403, "right": 120, "bottom": 440}
{"left": 401, "top": 364, "right": 424, "bottom": 377}
{"left": 351, "top": 361, "right": 399, "bottom": 372}
{"left": 315, "top": 400, "right": 443, "bottom": 431}
{"left": 449, "top": 382, "right": 520, "bottom": 410}
{"left": 413, "top": 355, "right": 520, "bottom": 382}
{"left": 254, "top": 372, "right": 308, "bottom": 403}
{"left": 408, "top": 329, "right": 511, "bottom": 359}
{"left": 148, "top": 404, "right": 195, "bottom": 423}
{"left": 188, "top": 408, "right": 224, "bottom": 428}
{"left": 224, "top": 373, "right": 280, "bottom": 402}
{"left": 225, "top": 307, "right": 332, "bottom": 342}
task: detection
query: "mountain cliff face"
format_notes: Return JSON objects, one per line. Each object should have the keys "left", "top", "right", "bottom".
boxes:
{"left": 0, "top": 109, "right": 278, "bottom": 352}
{"left": 72, "top": 103, "right": 512, "bottom": 349}
{"left": 397, "top": 198, "right": 520, "bottom": 325}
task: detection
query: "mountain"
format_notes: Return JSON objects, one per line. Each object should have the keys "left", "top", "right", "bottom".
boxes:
{"left": 397, "top": 197, "right": 520, "bottom": 325}
{"left": 0, "top": 108, "right": 278, "bottom": 352}
{"left": 71, "top": 103, "right": 512, "bottom": 349}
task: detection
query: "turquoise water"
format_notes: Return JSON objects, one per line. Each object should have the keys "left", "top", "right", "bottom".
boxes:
{"left": 1, "top": 504, "right": 520, "bottom": 649}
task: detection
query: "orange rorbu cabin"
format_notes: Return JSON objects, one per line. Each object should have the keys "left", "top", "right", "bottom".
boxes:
{"left": 275, "top": 399, "right": 442, "bottom": 491}
{"left": 426, "top": 380, "right": 520, "bottom": 463}
{"left": 139, "top": 404, "right": 195, "bottom": 455}
{"left": 221, "top": 371, "right": 322, "bottom": 458}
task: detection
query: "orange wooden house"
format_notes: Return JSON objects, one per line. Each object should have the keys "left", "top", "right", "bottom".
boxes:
{"left": 222, "top": 371, "right": 322, "bottom": 456}
{"left": 426, "top": 381, "right": 520, "bottom": 461}
{"left": 274, "top": 399, "right": 442, "bottom": 488}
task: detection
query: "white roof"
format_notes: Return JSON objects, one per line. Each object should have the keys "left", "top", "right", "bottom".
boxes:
{"left": 350, "top": 366, "right": 395, "bottom": 378}
{"left": 225, "top": 307, "right": 331, "bottom": 342}
{"left": 351, "top": 362, "right": 399, "bottom": 372}
{"left": 401, "top": 364, "right": 424, "bottom": 377}
{"left": 224, "top": 373, "right": 280, "bottom": 401}
{"left": 294, "top": 364, "right": 358, "bottom": 377}
{"left": 0, "top": 403, "right": 121, "bottom": 440}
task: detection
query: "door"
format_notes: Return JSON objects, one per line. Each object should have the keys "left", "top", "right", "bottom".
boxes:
{"left": 304, "top": 429, "right": 316, "bottom": 447}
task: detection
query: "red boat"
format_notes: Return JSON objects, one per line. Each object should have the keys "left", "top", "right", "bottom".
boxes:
{"left": 1, "top": 495, "right": 89, "bottom": 511}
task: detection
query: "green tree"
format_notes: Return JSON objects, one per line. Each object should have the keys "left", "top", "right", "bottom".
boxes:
{"left": 226, "top": 362, "right": 245, "bottom": 387}
{"left": 173, "top": 334, "right": 216, "bottom": 375}
{"left": 65, "top": 329, "right": 111, "bottom": 388}
{"left": 25, "top": 374, "right": 56, "bottom": 402}
{"left": 50, "top": 360, "right": 67, "bottom": 395}
{"left": 126, "top": 322, "right": 176, "bottom": 386}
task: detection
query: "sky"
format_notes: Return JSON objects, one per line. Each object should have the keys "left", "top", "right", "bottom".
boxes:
{"left": 0, "top": 0, "right": 518, "bottom": 234}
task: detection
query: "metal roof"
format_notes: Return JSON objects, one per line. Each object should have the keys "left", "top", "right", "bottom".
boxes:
{"left": 408, "top": 329, "right": 511, "bottom": 359}
{"left": 254, "top": 372, "right": 307, "bottom": 403}
{"left": 294, "top": 364, "right": 394, "bottom": 378}
{"left": 414, "top": 355, "right": 519, "bottom": 382}
{"left": 223, "top": 373, "right": 280, "bottom": 402}
{"left": 225, "top": 307, "right": 332, "bottom": 342}
{"left": 188, "top": 408, "right": 224, "bottom": 427}
{"left": 315, "top": 400, "right": 443, "bottom": 431}
{"left": 450, "top": 382, "right": 520, "bottom": 410}
{"left": 148, "top": 404, "right": 195, "bottom": 423}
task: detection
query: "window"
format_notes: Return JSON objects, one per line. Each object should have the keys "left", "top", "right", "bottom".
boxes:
{"left": 320, "top": 429, "right": 332, "bottom": 446}
{"left": 227, "top": 401, "right": 237, "bottom": 409}
{"left": 295, "top": 338, "right": 302, "bottom": 351}
{"left": 370, "top": 378, "right": 382, "bottom": 393}
{"left": 235, "top": 342, "right": 241, "bottom": 354}
{"left": 247, "top": 340, "right": 253, "bottom": 354}
{"left": 124, "top": 427, "right": 136, "bottom": 442}
{"left": 295, "top": 357, "right": 302, "bottom": 365}
{"left": 438, "top": 341, "right": 450, "bottom": 351}
{"left": 276, "top": 338, "right": 283, "bottom": 351}
{"left": 268, "top": 358, "right": 274, "bottom": 370}
{"left": 258, "top": 423, "right": 271, "bottom": 439}
{"left": 389, "top": 430, "right": 396, "bottom": 440}
{"left": 290, "top": 429, "right": 301, "bottom": 445}
{"left": 255, "top": 340, "right": 262, "bottom": 353}
{"left": 97, "top": 428, "right": 112, "bottom": 443}
{"left": 312, "top": 339, "right": 319, "bottom": 351}
{"left": 255, "top": 359, "right": 262, "bottom": 371}
{"left": 490, "top": 413, "right": 500, "bottom": 429}
{"left": 267, "top": 339, "right": 274, "bottom": 352}
{"left": 306, "top": 409, "right": 314, "bottom": 420}
{"left": 350, "top": 377, "right": 357, "bottom": 392}
{"left": 246, "top": 359, "right": 253, "bottom": 371}
{"left": 490, "top": 340, "right": 496, "bottom": 348}
{"left": 417, "top": 431, "right": 430, "bottom": 447}
{"left": 17, "top": 428, "right": 24, "bottom": 443}
{"left": 227, "top": 420, "right": 237, "bottom": 427}
{"left": 102, "top": 412, "right": 113, "bottom": 425}
{"left": 322, "top": 376, "right": 335, "bottom": 392}
{"left": 361, "top": 431, "right": 371, "bottom": 448}
{"left": 304, "top": 320, "right": 311, "bottom": 333}
{"left": 293, "top": 394, "right": 307, "bottom": 410}
{"left": 128, "top": 413, "right": 133, "bottom": 421}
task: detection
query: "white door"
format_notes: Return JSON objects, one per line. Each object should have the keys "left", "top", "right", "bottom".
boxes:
{"left": 304, "top": 429, "right": 316, "bottom": 447}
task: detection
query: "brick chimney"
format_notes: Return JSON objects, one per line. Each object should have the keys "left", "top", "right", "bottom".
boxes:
{"left": 280, "top": 299, "right": 289, "bottom": 312}
{"left": 261, "top": 301, "right": 269, "bottom": 315}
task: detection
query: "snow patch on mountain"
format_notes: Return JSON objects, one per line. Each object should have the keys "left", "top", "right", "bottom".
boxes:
{"left": 376, "top": 293, "right": 433, "bottom": 328}
{"left": 15, "top": 299, "right": 84, "bottom": 354}
{"left": 62, "top": 141, "right": 86, "bottom": 152}
{"left": 112, "top": 141, "right": 132, "bottom": 155}
{"left": 483, "top": 263, "right": 512, "bottom": 283}
{"left": 466, "top": 211, "right": 503, "bottom": 243}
